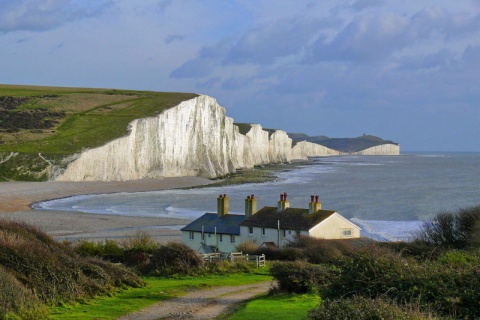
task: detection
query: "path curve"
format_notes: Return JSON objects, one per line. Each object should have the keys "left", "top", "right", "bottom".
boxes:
{"left": 117, "top": 281, "right": 271, "bottom": 320}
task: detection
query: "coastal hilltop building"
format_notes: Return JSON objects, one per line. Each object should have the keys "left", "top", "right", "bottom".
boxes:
{"left": 181, "top": 193, "right": 361, "bottom": 253}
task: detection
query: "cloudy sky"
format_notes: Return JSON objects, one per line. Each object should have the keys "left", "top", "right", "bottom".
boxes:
{"left": 1, "top": 0, "right": 479, "bottom": 151}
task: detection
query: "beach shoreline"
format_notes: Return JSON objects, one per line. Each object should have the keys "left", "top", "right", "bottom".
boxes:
{"left": 0, "top": 176, "right": 213, "bottom": 242}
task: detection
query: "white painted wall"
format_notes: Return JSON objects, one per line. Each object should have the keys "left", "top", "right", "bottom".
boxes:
{"left": 181, "top": 231, "right": 239, "bottom": 253}
{"left": 309, "top": 213, "right": 361, "bottom": 239}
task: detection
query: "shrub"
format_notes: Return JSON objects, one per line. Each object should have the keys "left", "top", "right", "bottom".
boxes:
{"left": 380, "top": 240, "right": 443, "bottom": 260}
{"left": 148, "top": 242, "right": 204, "bottom": 276}
{"left": 308, "top": 296, "right": 437, "bottom": 320}
{"left": 0, "top": 266, "right": 49, "bottom": 320}
{"left": 0, "top": 220, "right": 144, "bottom": 306}
{"left": 418, "top": 205, "right": 480, "bottom": 248}
{"left": 322, "top": 245, "right": 480, "bottom": 319}
{"left": 287, "top": 236, "right": 354, "bottom": 264}
{"left": 269, "top": 260, "right": 331, "bottom": 294}
{"left": 121, "top": 231, "right": 159, "bottom": 253}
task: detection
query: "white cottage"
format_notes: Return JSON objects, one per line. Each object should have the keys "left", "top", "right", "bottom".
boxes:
{"left": 181, "top": 193, "right": 361, "bottom": 253}
{"left": 240, "top": 193, "right": 361, "bottom": 248}
{"left": 181, "top": 194, "right": 245, "bottom": 253}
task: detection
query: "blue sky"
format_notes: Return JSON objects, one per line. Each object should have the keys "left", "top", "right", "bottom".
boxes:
{"left": 1, "top": 0, "right": 479, "bottom": 151}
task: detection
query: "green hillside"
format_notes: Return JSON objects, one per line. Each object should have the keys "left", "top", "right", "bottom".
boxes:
{"left": 0, "top": 84, "right": 196, "bottom": 181}
{"left": 0, "top": 84, "right": 197, "bottom": 154}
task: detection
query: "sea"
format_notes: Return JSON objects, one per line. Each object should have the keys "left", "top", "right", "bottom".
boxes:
{"left": 34, "top": 153, "right": 480, "bottom": 242}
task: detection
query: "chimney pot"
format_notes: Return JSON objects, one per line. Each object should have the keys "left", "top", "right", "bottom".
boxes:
{"left": 223, "top": 194, "right": 227, "bottom": 198}
{"left": 315, "top": 195, "right": 319, "bottom": 202}
{"left": 280, "top": 194, "right": 284, "bottom": 201}
{"left": 251, "top": 194, "right": 254, "bottom": 199}
{"left": 219, "top": 194, "right": 222, "bottom": 198}
{"left": 310, "top": 195, "right": 315, "bottom": 202}
{"left": 247, "top": 195, "right": 250, "bottom": 199}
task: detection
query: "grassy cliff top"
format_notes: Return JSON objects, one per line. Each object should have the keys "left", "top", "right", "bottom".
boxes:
{"left": 0, "top": 84, "right": 197, "bottom": 154}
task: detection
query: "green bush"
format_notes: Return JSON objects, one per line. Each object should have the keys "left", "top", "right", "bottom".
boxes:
{"left": 0, "top": 220, "right": 143, "bottom": 307}
{"left": 270, "top": 260, "right": 331, "bottom": 294}
{"left": 74, "top": 239, "right": 124, "bottom": 262}
{"left": 308, "top": 296, "right": 437, "bottom": 320}
{"left": 148, "top": 242, "right": 204, "bottom": 276}
{"left": 287, "top": 236, "right": 354, "bottom": 264}
{"left": 323, "top": 245, "right": 480, "bottom": 319}
{"left": 418, "top": 205, "right": 480, "bottom": 248}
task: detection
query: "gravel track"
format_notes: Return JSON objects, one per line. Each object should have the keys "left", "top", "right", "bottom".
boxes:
{"left": 117, "top": 281, "right": 271, "bottom": 320}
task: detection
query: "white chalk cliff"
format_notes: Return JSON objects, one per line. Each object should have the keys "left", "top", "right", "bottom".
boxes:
{"left": 56, "top": 95, "right": 394, "bottom": 181}
{"left": 350, "top": 144, "right": 400, "bottom": 156}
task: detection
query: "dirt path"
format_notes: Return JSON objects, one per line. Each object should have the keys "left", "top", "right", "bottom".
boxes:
{"left": 117, "top": 281, "right": 272, "bottom": 320}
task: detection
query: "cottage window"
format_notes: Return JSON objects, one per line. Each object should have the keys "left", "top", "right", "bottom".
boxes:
{"left": 230, "top": 235, "right": 235, "bottom": 243}
{"left": 283, "top": 229, "right": 286, "bottom": 237}
{"left": 288, "top": 230, "right": 291, "bottom": 235}
{"left": 342, "top": 229, "right": 353, "bottom": 237}
{"left": 262, "top": 228, "right": 266, "bottom": 236}
{"left": 219, "top": 234, "right": 223, "bottom": 242}
{"left": 248, "top": 227, "right": 253, "bottom": 235}
{"left": 201, "top": 233, "right": 205, "bottom": 240}
{"left": 189, "top": 231, "right": 194, "bottom": 240}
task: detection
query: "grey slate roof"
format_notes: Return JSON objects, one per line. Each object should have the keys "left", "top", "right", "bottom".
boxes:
{"left": 240, "top": 206, "right": 336, "bottom": 231}
{"left": 181, "top": 213, "right": 245, "bottom": 235}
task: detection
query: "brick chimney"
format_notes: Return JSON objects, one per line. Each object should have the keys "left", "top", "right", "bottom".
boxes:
{"left": 217, "top": 194, "right": 229, "bottom": 217}
{"left": 277, "top": 192, "right": 290, "bottom": 212}
{"left": 245, "top": 194, "right": 257, "bottom": 218}
{"left": 308, "top": 195, "right": 322, "bottom": 213}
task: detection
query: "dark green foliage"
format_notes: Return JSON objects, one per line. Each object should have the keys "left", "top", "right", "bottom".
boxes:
{"left": 148, "top": 242, "right": 204, "bottom": 276}
{"left": 0, "top": 220, "right": 143, "bottom": 311}
{"left": 269, "top": 260, "right": 330, "bottom": 294}
{"left": 321, "top": 246, "right": 480, "bottom": 319}
{"left": 380, "top": 240, "right": 444, "bottom": 260}
{"left": 308, "top": 296, "right": 436, "bottom": 320}
{"left": 418, "top": 205, "right": 480, "bottom": 248}
{"left": 239, "top": 236, "right": 357, "bottom": 264}
{"left": 287, "top": 236, "right": 354, "bottom": 264}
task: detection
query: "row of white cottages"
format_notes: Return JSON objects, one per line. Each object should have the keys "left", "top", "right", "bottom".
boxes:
{"left": 181, "top": 193, "right": 361, "bottom": 253}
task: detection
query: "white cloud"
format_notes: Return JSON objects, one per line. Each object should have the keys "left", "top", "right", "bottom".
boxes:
{"left": 0, "top": 0, "right": 113, "bottom": 33}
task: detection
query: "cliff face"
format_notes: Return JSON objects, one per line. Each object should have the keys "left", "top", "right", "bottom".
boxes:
{"left": 56, "top": 95, "right": 396, "bottom": 181}
{"left": 292, "top": 141, "right": 341, "bottom": 159}
{"left": 350, "top": 144, "right": 400, "bottom": 155}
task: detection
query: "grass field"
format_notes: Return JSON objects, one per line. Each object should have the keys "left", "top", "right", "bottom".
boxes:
{"left": 223, "top": 293, "right": 320, "bottom": 320}
{"left": 0, "top": 84, "right": 197, "bottom": 153}
{"left": 50, "top": 272, "right": 272, "bottom": 320}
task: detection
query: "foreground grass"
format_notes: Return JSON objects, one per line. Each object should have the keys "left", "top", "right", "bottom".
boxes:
{"left": 223, "top": 293, "right": 320, "bottom": 320}
{"left": 50, "top": 272, "right": 272, "bottom": 320}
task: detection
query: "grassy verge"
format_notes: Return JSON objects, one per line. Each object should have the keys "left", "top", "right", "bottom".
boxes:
{"left": 50, "top": 272, "right": 272, "bottom": 320}
{"left": 221, "top": 293, "right": 320, "bottom": 320}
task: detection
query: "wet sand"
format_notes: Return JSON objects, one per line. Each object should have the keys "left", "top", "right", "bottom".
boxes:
{"left": 0, "top": 177, "right": 213, "bottom": 242}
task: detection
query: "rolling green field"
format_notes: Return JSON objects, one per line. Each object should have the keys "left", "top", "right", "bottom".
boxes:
{"left": 0, "top": 84, "right": 197, "bottom": 154}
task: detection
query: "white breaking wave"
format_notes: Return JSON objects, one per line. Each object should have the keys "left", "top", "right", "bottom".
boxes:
{"left": 352, "top": 218, "right": 425, "bottom": 242}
